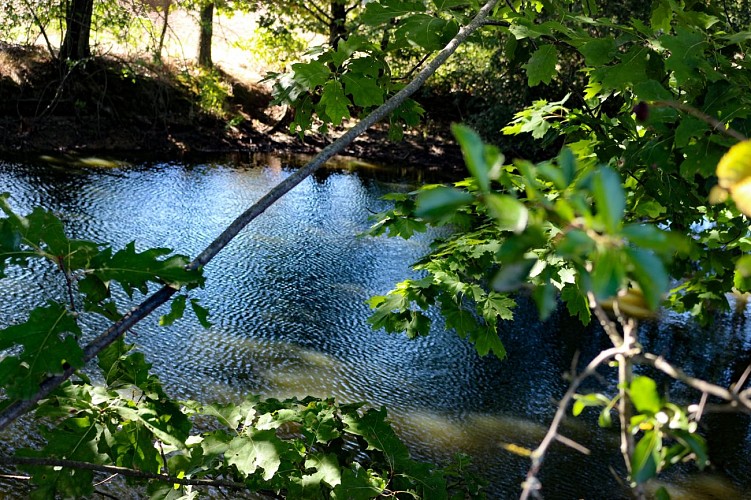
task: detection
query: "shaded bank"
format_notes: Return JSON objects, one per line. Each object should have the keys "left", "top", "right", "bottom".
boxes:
{"left": 0, "top": 44, "right": 464, "bottom": 170}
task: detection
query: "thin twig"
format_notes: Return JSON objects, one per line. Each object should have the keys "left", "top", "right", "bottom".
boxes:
{"left": 520, "top": 345, "right": 635, "bottom": 500}
{"left": 588, "top": 292, "right": 624, "bottom": 346}
{"left": 616, "top": 318, "right": 644, "bottom": 500}
{"left": 0, "top": 456, "right": 247, "bottom": 490}
{"left": 554, "top": 434, "right": 590, "bottom": 455}
{"left": 0, "top": 0, "right": 502, "bottom": 433}
{"left": 652, "top": 100, "right": 748, "bottom": 142}
{"left": 694, "top": 391, "right": 708, "bottom": 423}
{"left": 732, "top": 363, "right": 751, "bottom": 394}
{"left": 637, "top": 353, "right": 751, "bottom": 412}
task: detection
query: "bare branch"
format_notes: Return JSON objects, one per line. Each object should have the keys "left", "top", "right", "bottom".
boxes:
{"left": 636, "top": 353, "right": 751, "bottom": 412}
{"left": 588, "top": 292, "right": 624, "bottom": 346}
{"left": 520, "top": 344, "right": 635, "bottom": 500}
{"left": 0, "top": 0, "right": 502, "bottom": 433}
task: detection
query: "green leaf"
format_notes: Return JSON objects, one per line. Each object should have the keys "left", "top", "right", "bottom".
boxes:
{"left": 190, "top": 299, "right": 212, "bottom": 328}
{"left": 159, "top": 294, "right": 187, "bottom": 327}
{"left": 592, "top": 167, "right": 625, "bottom": 233}
{"left": 674, "top": 116, "right": 709, "bottom": 148}
{"left": 625, "top": 248, "right": 667, "bottom": 310}
{"left": 592, "top": 250, "right": 625, "bottom": 301}
{"left": 557, "top": 229, "right": 595, "bottom": 260}
{"left": 291, "top": 61, "right": 332, "bottom": 89}
{"left": 524, "top": 44, "right": 558, "bottom": 87}
{"left": 631, "top": 430, "right": 660, "bottom": 484}
{"left": 572, "top": 393, "right": 611, "bottom": 416}
{"left": 486, "top": 194, "right": 528, "bottom": 234}
{"left": 655, "top": 486, "right": 671, "bottom": 500}
{"left": 319, "top": 80, "right": 351, "bottom": 126}
{"left": 415, "top": 186, "right": 473, "bottom": 219}
{"left": 93, "top": 242, "right": 203, "bottom": 296}
{"left": 452, "top": 123, "right": 491, "bottom": 192}
{"left": 394, "top": 15, "right": 459, "bottom": 51}
{"left": 671, "top": 429, "right": 708, "bottom": 469}
{"left": 660, "top": 27, "right": 708, "bottom": 87}
{"left": 630, "top": 376, "right": 662, "bottom": 414}
{"left": 492, "top": 260, "right": 536, "bottom": 292}
{"left": 342, "top": 73, "right": 384, "bottom": 108}
{"left": 651, "top": 0, "right": 673, "bottom": 32}
{"left": 0, "top": 302, "right": 83, "bottom": 399}
{"left": 561, "top": 282, "right": 591, "bottom": 325}
{"left": 360, "top": 0, "right": 426, "bottom": 25}
{"left": 633, "top": 80, "right": 673, "bottom": 101}
{"left": 577, "top": 38, "right": 617, "bottom": 67}
{"left": 226, "top": 429, "right": 288, "bottom": 481}
{"left": 332, "top": 463, "right": 383, "bottom": 499}
{"left": 342, "top": 407, "right": 410, "bottom": 462}
{"left": 592, "top": 46, "right": 649, "bottom": 91}
{"left": 533, "top": 282, "right": 557, "bottom": 321}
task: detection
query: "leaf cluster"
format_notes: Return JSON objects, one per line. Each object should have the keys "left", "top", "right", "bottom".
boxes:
{"left": 0, "top": 193, "right": 206, "bottom": 405}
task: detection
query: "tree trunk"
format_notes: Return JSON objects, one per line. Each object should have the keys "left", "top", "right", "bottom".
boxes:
{"left": 154, "top": 3, "right": 171, "bottom": 62}
{"left": 60, "top": 0, "right": 94, "bottom": 61}
{"left": 328, "top": 0, "right": 347, "bottom": 47}
{"left": 197, "top": 2, "right": 214, "bottom": 68}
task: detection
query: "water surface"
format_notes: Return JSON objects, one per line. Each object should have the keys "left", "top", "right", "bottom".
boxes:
{"left": 1, "top": 155, "right": 750, "bottom": 498}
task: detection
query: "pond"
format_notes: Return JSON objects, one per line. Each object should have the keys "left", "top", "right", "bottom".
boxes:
{"left": 1, "top": 154, "right": 750, "bottom": 498}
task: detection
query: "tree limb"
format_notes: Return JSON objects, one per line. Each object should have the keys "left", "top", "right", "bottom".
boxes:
{"left": 652, "top": 100, "right": 748, "bottom": 142}
{"left": 0, "top": 0, "right": 502, "bottom": 433}
{"left": 0, "top": 455, "right": 261, "bottom": 492}
{"left": 520, "top": 344, "right": 636, "bottom": 500}
{"left": 636, "top": 353, "right": 751, "bottom": 412}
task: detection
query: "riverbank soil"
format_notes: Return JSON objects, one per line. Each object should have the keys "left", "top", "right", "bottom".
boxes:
{"left": 0, "top": 43, "right": 465, "bottom": 171}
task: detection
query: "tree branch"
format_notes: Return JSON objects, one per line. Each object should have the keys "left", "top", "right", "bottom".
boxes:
{"left": 0, "top": 0, "right": 502, "bottom": 433}
{"left": 520, "top": 344, "right": 636, "bottom": 500}
{"left": 0, "top": 455, "right": 262, "bottom": 492}
{"left": 652, "top": 100, "right": 748, "bottom": 142}
{"left": 636, "top": 353, "right": 751, "bottom": 412}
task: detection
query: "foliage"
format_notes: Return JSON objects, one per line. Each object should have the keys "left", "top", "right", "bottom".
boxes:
{"left": 0, "top": 193, "right": 482, "bottom": 499}
{"left": 351, "top": 0, "right": 751, "bottom": 494}
{"left": 177, "top": 67, "right": 233, "bottom": 116}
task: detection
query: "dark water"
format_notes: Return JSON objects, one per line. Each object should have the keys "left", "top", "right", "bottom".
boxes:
{"left": 1, "top": 155, "right": 750, "bottom": 499}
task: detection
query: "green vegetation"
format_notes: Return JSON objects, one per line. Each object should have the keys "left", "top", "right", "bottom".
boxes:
{"left": 2, "top": 0, "right": 751, "bottom": 498}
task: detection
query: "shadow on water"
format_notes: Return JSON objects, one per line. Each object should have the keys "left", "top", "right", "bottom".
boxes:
{"left": 1, "top": 156, "right": 750, "bottom": 498}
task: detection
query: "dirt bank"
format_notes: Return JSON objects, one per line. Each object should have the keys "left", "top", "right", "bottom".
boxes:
{"left": 0, "top": 44, "right": 465, "bottom": 172}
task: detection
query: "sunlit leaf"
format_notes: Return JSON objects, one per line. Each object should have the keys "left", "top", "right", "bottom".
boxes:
{"left": 592, "top": 167, "right": 625, "bottom": 233}
{"left": 625, "top": 248, "right": 667, "bottom": 310}
{"left": 415, "top": 186, "right": 473, "bottom": 219}
{"left": 290, "top": 61, "right": 331, "bottom": 89}
{"left": 485, "top": 194, "right": 528, "bottom": 234}
{"left": 190, "top": 299, "right": 212, "bottom": 328}
{"left": 342, "top": 73, "right": 384, "bottom": 108}
{"left": 360, "top": 0, "right": 426, "bottom": 26}
{"left": 319, "top": 80, "right": 351, "bottom": 126}
{"left": 159, "top": 294, "right": 187, "bottom": 327}
{"left": 630, "top": 376, "right": 662, "bottom": 414}
{"left": 226, "top": 430, "right": 290, "bottom": 481}
{"left": 453, "top": 123, "right": 490, "bottom": 192}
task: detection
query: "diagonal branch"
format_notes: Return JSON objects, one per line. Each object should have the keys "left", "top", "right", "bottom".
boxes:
{"left": 0, "top": 0, "right": 502, "bottom": 433}
{"left": 636, "top": 353, "right": 751, "bottom": 412}
{"left": 0, "top": 455, "right": 276, "bottom": 497}
{"left": 652, "top": 100, "right": 748, "bottom": 142}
